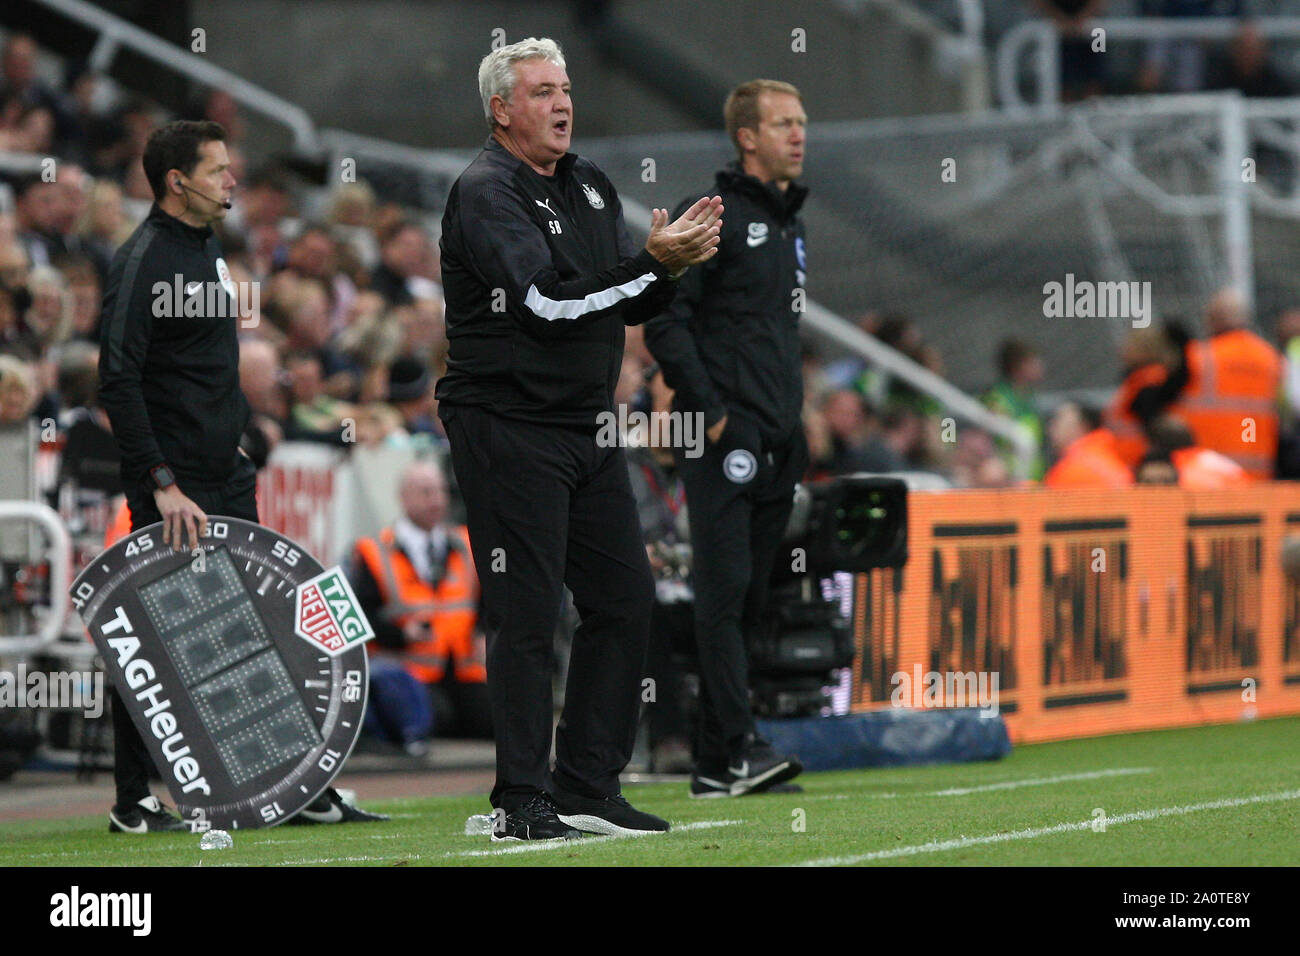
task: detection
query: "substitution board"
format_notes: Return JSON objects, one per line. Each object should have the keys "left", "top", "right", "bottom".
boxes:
{"left": 70, "top": 517, "right": 373, "bottom": 830}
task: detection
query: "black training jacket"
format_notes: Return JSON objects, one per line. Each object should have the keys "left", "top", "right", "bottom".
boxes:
{"left": 435, "top": 137, "right": 679, "bottom": 427}
{"left": 644, "top": 164, "right": 808, "bottom": 447}
{"left": 98, "top": 204, "right": 250, "bottom": 491}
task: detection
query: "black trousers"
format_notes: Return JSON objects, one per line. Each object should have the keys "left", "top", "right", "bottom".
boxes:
{"left": 440, "top": 404, "right": 654, "bottom": 812}
{"left": 676, "top": 413, "right": 806, "bottom": 772}
{"left": 111, "top": 455, "right": 258, "bottom": 808}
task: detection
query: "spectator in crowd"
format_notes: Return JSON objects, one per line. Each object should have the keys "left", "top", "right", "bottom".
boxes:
{"left": 1043, "top": 400, "right": 1133, "bottom": 488}
{"left": 1146, "top": 413, "right": 1249, "bottom": 489}
{"left": 1275, "top": 308, "right": 1300, "bottom": 478}
{"left": 1029, "top": 0, "right": 1108, "bottom": 102}
{"left": 98, "top": 97, "right": 160, "bottom": 196}
{"left": 283, "top": 350, "right": 354, "bottom": 444}
{"left": 983, "top": 337, "right": 1046, "bottom": 481}
{"left": 0, "top": 34, "right": 73, "bottom": 150}
{"left": 348, "top": 459, "right": 491, "bottom": 750}
{"left": 14, "top": 176, "right": 62, "bottom": 269}
{"left": 0, "top": 102, "right": 55, "bottom": 153}
{"left": 281, "top": 223, "right": 357, "bottom": 332}
{"left": 819, "top": 387, "right": 905, "bottom": 475}
{"left": 1135, "top": 452, "right": 1180, "bottom": 485}
{"left": 1104, "top": 323, "right": 1186, "bottom": 470}
{"left": 1137, "top": 0, "right": 1240, "bottom": 94}
{"left": 0, "top": 244, "right": 35, "bottom": 357}
{"left": 77, "top": 180, "right": 133, "bottom": 273}
{"left": 1169, "top": 287, "right": 1281, "bottom": 479}
{"left": 227, "top": 165, "right": 294, "bottom": 271}
{"left": 238, "top": 338, "right": 287, "bottom": 452}
{"left": 949, "top": 425, "right": 1016, "bottom": 489}
{"left": 0, "top": 353, "right": 38, "bottom": 424}
{"left": 58, "top": 254, "right": 101, "bottom": 342}
{"left": 370, "top": 218, "right": 429, "bottom": 307}
{"left": 328, "top": 181, "right": 380, "bottom": 272}
{"left": 22, "top": 265, "right": 70, "bottom": 353}
{"left": 387, "top": 355, "right": 442, "bottom": 441}
{"left": 1208, "top": 21, "right": 1292, "bottom": 98}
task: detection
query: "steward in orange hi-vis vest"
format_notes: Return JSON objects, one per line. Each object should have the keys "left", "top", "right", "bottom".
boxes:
{"left": 1170, "top": 328, "right": 1282, "bottom": 480}
{"left": 1043, "top": 428, "right": 1133, "bottom": 489}
{"left": 1105, "top": 362, "right": 1167, "bottom": 470}
{"left": 353, "top": 525, "right": 483, "bottom": 684}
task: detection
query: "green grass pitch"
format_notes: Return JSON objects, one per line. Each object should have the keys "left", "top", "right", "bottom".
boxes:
{"left": 2, "top": 716, "right": 1296, "bottom": 866}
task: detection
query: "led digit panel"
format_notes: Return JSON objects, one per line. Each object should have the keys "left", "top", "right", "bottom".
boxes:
{"left": 138, "top": 549, "right": 322, "bottom": 785}
{"left": 70, "top": 517, "right": 371, "bottom": 830}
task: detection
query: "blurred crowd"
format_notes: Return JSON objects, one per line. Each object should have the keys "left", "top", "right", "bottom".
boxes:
{"left": 2, "top": 29, "right": 1298, "bottom": 505}
{"left": 0, "top": 30, "right": 449, "bottom": 473}
{"left": 1031, "top": 4, "right": 1298, "bottom": 102}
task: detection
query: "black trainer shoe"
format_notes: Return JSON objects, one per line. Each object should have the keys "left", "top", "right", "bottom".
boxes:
{"left": 728, "top": 734, "right": 802, "bottom": 796}
{"left": 491, "top": 792, "right": 581, "bottom": 842}
{"left": 553, "top": 789, "right": 670, "bottom": 836}
{"left": 291, "top": 787, "right": 390, "bottom": 824}
{"left": 108, "top": 795, "right": 188, "bottom": 834}
{"left": 689, "top": 771, "right": 734, "bottom": 799}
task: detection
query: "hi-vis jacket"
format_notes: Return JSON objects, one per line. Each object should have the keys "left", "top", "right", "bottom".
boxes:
{"left": 435, "top": 136, "right": 679, "bottom": 427}
{"left": 352, "top": 526, "right": 483, "bottom": 684}
{"left": 1169, "top": 330, "right": 1282, "bottom": 479}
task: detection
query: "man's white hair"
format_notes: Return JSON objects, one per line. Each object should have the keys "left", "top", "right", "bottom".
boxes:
{"left": 478, "top": 37, "right": 566, "bottom": 127}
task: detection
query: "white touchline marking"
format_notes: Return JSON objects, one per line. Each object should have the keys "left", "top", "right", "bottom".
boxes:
{"left": 454, "top": 819, "right": 744, "bottom": 858}
{"left": 277, "top": 854, "right": 415, "bottom": 865}
{"left": 791, "top": 788, "right": 1300, "bottom": 867}
{"left": 804, "top": 767, "right": 1152, "bottom": 801}
{"left": 928, "top": 766, "right": 1152, "bottom": 796}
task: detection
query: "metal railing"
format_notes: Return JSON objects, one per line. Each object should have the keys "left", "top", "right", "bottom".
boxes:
{"left": 998, "top": 17, "right": 1300, "bottom": 113}
{"left": 835, "top": 0, "right": 991, "bottom": 110}
{"left": 28, "top": 0, "right": 323, "bottom": 156}
{"left": 0, "top": 501, "right": 71, "bottom": 656}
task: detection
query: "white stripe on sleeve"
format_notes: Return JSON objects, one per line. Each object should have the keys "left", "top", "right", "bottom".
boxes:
{"left": 524, "top": 272, "right": 657, "bottom": 321}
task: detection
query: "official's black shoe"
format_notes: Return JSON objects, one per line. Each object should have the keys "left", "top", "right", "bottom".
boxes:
{"left": 291, "top": 787, "right": 390, "bottom": 824}
{"left": 108, "top": 795, "right": 188, "bottom": 834}
{"left": 689, "top": 771, "right": 735, "bottom": 799}
{"left": 727, "top": 734, "right": 802, "bottom": 796}
{"left": 553, "top": 789, "right": 670, "bottom": 836}
{"left": 491, "top": 791, "right": 581, "bottom": 842}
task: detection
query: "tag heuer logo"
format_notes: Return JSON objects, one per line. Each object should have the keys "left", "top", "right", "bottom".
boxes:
{"left": 295, "top": 568, "right": 374, "bottom": 656}
{"left": 582, "top": 183, "right": 605, "bottom": 209}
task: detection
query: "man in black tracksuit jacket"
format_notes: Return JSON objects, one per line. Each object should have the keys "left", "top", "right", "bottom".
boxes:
{"left": 436, "top": 38, "right": 722, "bottom": 840}
{"left": 645, "top": 80, "right": 810, "bottom": 797}
{"left": 99, "top": 120, "right": 383, "bottom": 832}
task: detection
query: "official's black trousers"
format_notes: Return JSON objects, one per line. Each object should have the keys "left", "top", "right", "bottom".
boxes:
{"left": 111, "top": 455, "right": 258, "bottom": 808}
{"left": 440, "top": 404, "right": 654, "bottom": 812}
{"left": 676, "top": 413, "right": 807, "bottom": 771}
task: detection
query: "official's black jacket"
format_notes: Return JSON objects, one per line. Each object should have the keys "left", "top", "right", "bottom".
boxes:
{"left": 435, "top": 137, "right": 679, "bottom": 427}
{"left": 98, "top": 204, "right": 249, "bottom": 491}
{"left": 644, "top": 164, "right": 808, "bottom": 447}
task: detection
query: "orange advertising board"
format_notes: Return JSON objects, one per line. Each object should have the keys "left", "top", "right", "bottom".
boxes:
{"left": 849, "top": 484, "right": 1300, "bottom": 742}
